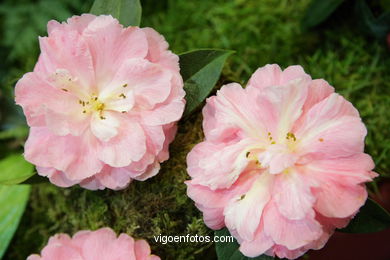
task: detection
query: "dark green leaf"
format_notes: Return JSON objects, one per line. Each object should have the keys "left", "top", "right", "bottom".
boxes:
{"left": 179, "top": 49, "right": 233, "bottom": 116}
{"left": 215, "top": 228, "right": 274, "bottom": 260}
{"left": 339, "top": 198, "right": 390, "bottom": 233}
{"left": 90, "top": 0, "right": 142, "bottom": 26}
{"left": 355, "top": 0, "right": 390, "bottom": 39}
{"left": 301, "top": 0, "right": 345, "bottom": 29}
{"left": 21, "top": 174, "right": 48, "bottom": 185}
{"left": 0, "top": 126, "right": 28, "bottom": 140}
{"left": 0, "top": 154, "right": 35, "bottom": 185}
{"left": 0, "top": 185, "right": 30, "bottom": 259}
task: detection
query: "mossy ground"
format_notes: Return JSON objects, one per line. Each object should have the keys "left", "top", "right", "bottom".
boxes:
{"left": 3, "top": 0, "right": 390, "bottom": 259}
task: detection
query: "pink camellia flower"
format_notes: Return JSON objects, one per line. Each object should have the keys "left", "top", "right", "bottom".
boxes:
{"left": 15, "top": 14, "right": 185, "bottom": 190}
{"left": 186, "top": 64, "right": 377, "bottom": 259}
{"left": 27, "top": 227, "right": 160, "bottom": 260}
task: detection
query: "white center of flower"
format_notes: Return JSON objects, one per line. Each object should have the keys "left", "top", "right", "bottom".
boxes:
{"left": 247, "top": 132, "right": 300, "bottom": 174}
{"left": 49, "top": 69, "right": 134, "bottom": 141}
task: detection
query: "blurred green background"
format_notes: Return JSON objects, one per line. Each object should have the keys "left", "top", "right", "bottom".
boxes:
{"left": 0, "top": 0, "right": 389, "bottom": 259}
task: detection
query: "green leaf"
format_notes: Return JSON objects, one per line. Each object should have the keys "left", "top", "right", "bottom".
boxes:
{"left": 301, "top": 0, "right": 345, "bottom": 29}
{"left": 21, "top": 174, "right": 48, "bottom": 185}
{"left": 0, "top": 154, "right": 35, "bottom": 185}
{"left": 90, "top": 0, "right": 142, "bottom": 26}
{"left": 339, "top": 198, "right": 390, "bottom": 233}
{"left": 0, "top": 126, "right": 28, "bottom": 140}
{"left": 215, "top": 228, "right": 274, "bottom": 260}
{"left": 179, "top": 49, "right": 233, "bottom": 116}
{"left": 355, "top": 0, "right": 390, "bottom": 39}
{"left": 0, "top": 185, "right": 30, "bottom": 259}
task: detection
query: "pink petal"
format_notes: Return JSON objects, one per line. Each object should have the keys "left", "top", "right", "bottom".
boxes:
{"left": 37, "top": 167, "right": 79, "bottom": 187}
{"left": 239, "top": 224, "right": 274, "bottom": 258}
{"left": 313, "top": 181, "right": 368, "bottom": 218}
{"left": 295, "top": 94, "right": 366, "bottom": 159}
{"left": 196, "top": 204, "right": 225, "bottom": 230}
{"left": 107, "top": 58, "right": 172, "bottom": 109}
{"left": 83, "top": 16, "right": 148, "bottom": 86}
{"left": 247, "top": 64, "right": 282, "bottom": 89}
{"left": 90, "top": 111, "right": 120, "bottom": 142}
{"left": 97, "top": 117, "right": 146, "bottom": 167}
{"left": 208, "top": 83, "right": 271, "bottom": 140}
{"left": 134, "top": 240, "right": 154, "bottom": 260}
{"left": 37, "top": 29, "right": 94, "bottom": 91}
{"left": 224, "top": 173, "right": 274, "bottom": 241}
{"left": 25, "top": 127, "right": 103, "bottom": 180}
{"left": 187, "top": 139, "right": 253, "bottom": 190}
{"left": 302, "top": 79, "right": 334, "bottom": 113}
{"left": 142, "top": 27, "right": 179, "bottom": 72}
{"left": 15, "top": 72, "right": 79, "bottom": 128}
{"left": 273, "top": 169, "right": 315, "bottom": 220}
{"left": 263, "top": 202, "right": 322, "bottom": 250}
{"left": 261, "top": 77, "right": 309, "bottom": 139}
{"left": 280, "top": 65, "right": 311, "bottom": 84}
{"left": 93, "top": 166, "right": 132, "bottom": 190}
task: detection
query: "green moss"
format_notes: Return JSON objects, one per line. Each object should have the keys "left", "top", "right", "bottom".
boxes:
{"left": 4, "top": 0, "right": 390, "bottom": 259}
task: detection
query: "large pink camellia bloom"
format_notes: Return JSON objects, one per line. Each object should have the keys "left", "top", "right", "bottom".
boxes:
{"left": 27, "top": 228, "right": 160, "bottom": 260}
{"left": 15, "top": 14, "right": 185, "bottom": 190}
{"left": 186, "top": 64, "right": 377, "bottom": 259}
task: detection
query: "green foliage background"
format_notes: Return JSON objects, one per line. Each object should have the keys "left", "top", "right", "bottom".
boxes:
{"left": 0, "top": 0, "right": 389, "bottom": 259}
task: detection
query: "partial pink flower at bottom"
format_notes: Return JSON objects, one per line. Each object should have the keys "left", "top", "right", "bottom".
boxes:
{"left": 27, "top": 228, "right": 160, "bottom": 260}
{"left": 186, "top": 64, "right": 377, "bottom": 259}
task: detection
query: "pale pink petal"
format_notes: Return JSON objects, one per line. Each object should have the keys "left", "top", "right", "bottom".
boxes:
{"left": 83, "top": 16, "right": 148, "bottom": 86}
{"left": 90, "top": 112, "right": 120, "bottom": 142}
{"left": 239, "top": 221, "right": 274, "bottom": 257}
{"left": 104, "top": 58, "right": 172, "bottom": 109}
{"left": 302, "top": 79, "right": 334, "bottom": 113}
{"left": 264, "top": 202, "right": 322, "bottom": 250}
{"left": 15, "top": 72, "right": 79, "bottom": 127}
{"left": 66, "top": 14, "right": 97, "bottom": 34}
{"left": 157, "top": 123, "right": 178, "bottom": 162}
{"left": 208, "top": 83, "right": 271, "bottom": 140}
{"left": 79, "top": 177, "right": 105, "bottom": 190}
{"left": 280, "top": 65, "right": 311, "bottom": 84}
{"left": 313, "top": 181, "right": 368, "bottom": 218}
{"left": 81, "top": 228, "right": 117, "bottom": 259}
{"left": 273, "top": 169, "right": 315, "bottom": 220}
{"left": 247, "top": 64, "right": 282, "bottom": 89}
{"left": 304, "top": 153, "right": 375, "bottom": 186}
{"left": 25, "top": 127, "right": 103, "bottom": 180}
{"left": 261, "top": 77, "right": 309, "bottom": 139}
{"left": 272, "top": 245, "right": 307, "bottom": 260}
{"left": 187, "top": 139, "right": 254, "bottom": 190}
{"left": 94, "top": 166, "right": 132, "bottom": 190}
{"left": 97, "top": 117, "right": 146, "bottom": 167}
{"left": 142, "top": 27, "right": 179, "bottom": 72}
{"left": 47, "top": 14, "right": 97, "bottom": 35}
{"left": 134, "top": 240, "right": 153, "bottom": 260}
{"left": 131, "top": 160, "right": 161, "bottom": 181}
{"left": 37, "top": 167, "right": 79, "bottom": 187}
{"left": 37, "top": 29, "right": 94, "bottom": 91}
{"left": 295, "top": 94, "right": 365, "bottom": 159}
{"left": 141, "top": 100, "right": 185, "bottom": 126}
{"left": 224, "top": 173, "right": 274, "bottom": 241}
{"left": 257, "top": 144, "right": 299, "bottom": 174}
{"left": 196, "top": 204, "right": 225, "bottom": 230}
